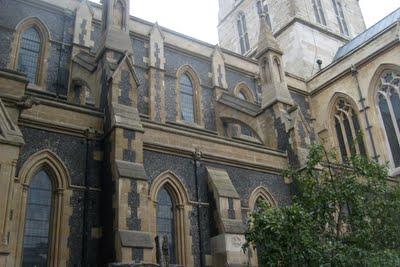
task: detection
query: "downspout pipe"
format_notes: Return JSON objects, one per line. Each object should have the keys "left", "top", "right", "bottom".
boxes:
{"left": 193, "top": 148, "right": 204, "bottom": 267}
{"left": 351, "top": 65, "right": 379, "bottom": 161}
{"left": 82, "top": 128, "right": 94, "bottom": 266}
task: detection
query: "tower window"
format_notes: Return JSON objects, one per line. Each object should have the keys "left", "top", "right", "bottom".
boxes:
{"left": 237, "top": 12, "right": 250, "bottom": 54}
{"left": 312, "top": 0, "right": 326, "bottom": 26}
{"left": 332, "top": 0, "right": 349, "bottom": 36}
{"left": 256, "top": 0, "right": 272, "bottom": 29}
{"left": 17, "top": 27, "right": 42, "bottom": 84}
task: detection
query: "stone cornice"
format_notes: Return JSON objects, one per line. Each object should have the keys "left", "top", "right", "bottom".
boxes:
{"left": 141, "top": 119, "right": 286, "bottom": 158}
{"left": 308, "top": 30, "right": 399, "bottom": 96}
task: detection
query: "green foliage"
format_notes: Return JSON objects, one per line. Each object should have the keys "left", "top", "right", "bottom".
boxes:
{"left": 244, "top": 144, "right": 400, "bottom": 267}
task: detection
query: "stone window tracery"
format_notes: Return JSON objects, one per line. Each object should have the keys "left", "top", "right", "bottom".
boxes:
{"left": 377, "top": 71, "right": 400, "bottom": 168}
{"left": 312, "top": 0, "right": 326, "bottom": 26}
{"left": 256, "top": 0, "right": 272, "bottom": 29}
{"left": 332, "top": 0, "right": 349, "bottom": 35}
{"left": 237, "top": 12, "right": 250, "bottom": 54}
{"left": 333, "top": 98, "right": 366, "bottom": 161}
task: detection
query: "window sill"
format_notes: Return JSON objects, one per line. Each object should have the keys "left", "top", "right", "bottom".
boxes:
{"left": 26, "top": 83, "right": 43, "bottom": 91}
{"left": 172, "top": 120, "right": 206, "bottom": 131}
{"left": 233, "top": 135, "right": 262, "bottom": 145}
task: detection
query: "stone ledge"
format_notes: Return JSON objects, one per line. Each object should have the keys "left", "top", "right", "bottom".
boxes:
{"left": 116, "top": 160, "right": 147, "bottom": 180}
{"left": 119, "top": 230, "right": 153, "bottom": 248}
{"left": 206, "top": 166, "right": 240, "bottom": 199}
{"left": 221, "top": 219, "right": 246, "bottom": 234}
{"left": 217, "top": 92, "right": 261, "bottom": 117}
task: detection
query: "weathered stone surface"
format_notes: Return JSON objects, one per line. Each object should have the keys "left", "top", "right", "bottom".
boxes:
{"left": 116, "top": 160, "right": 147, "bottom": 180}
{"left": 119, "top": 230, "right": 153, "bottom": 249}
{"left": 206, "top": 166, "right": 240, "bottom": 199}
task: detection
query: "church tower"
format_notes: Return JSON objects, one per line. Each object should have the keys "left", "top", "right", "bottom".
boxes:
{"left": 217, "top": 0, "right": 366, "bottom": 78}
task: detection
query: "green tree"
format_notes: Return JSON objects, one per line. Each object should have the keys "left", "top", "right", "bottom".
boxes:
{"left": 244, "top": 144, "right": 400, "bottom": 266}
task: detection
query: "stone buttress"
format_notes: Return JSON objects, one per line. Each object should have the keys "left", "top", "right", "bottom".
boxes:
{"left": 97, "top": 0, "right": 153, "bottom": 264}
{"left": 0, "top": 69, "right": 26, "bottom": 267}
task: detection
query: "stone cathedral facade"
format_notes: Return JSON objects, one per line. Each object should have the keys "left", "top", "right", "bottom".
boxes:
{"left": 0, "top": 0, "right": 399, "bottom": 266}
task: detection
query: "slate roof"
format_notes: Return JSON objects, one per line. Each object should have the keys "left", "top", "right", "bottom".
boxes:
{"left": 334, "top": 8, "right": 400, "bottom": 61}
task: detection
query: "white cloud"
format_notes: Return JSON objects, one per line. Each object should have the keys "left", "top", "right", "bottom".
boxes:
{"left": 90, "top": 0, "right": 399, "bottom": 44}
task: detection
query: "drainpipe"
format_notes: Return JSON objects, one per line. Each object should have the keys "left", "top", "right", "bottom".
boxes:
{"left": 193, "top": 148, "right": 204, "bottom": 267}
{"left": 351, "top": 65, "right": 379, "bottom": 161}
{"left": 82, "top": 128, "right": 95, "bottom": 266}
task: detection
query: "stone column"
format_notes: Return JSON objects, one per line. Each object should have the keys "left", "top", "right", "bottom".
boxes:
{"left": 0, "top": 69, "right": 27, "bottom": 266}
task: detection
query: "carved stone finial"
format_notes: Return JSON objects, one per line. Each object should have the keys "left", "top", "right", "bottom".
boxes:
{"left": 256, "top": 9, "right": 281, "bottom": 59}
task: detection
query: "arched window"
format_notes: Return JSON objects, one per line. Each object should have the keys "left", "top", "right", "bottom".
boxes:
{"left": 180, "top": 73, "right": 195, "bottom": 123}
{"left": 17, "top": 27, "right": 42, "bottom": 84}
{"left": 333, "top": 98, "right": 366, "bottom": 161}
{"left": 22, "top": 170, "right": 53, "bottom": 266}
{"left": 312, "top": 0, "right": 326, "bottom": 26}
{"left": 150, "top": 171, "right": 192, "bottom": 266}
{"left": 332, "top": 0, "right": 349, "bottom": 35}
{"left": 234, "top": 82, "right": 256, "bottom": 103}
{"left": 248, "top": 187, "right": 276, "bottom": 266}
{"left": 256, "top": 0, "right": 272, "bottom": 29}
{"left": 156, "top": 186, "right": 176, "bottom": 264}
{"left": 377, "top": 71, "right": 400, "bottom": 168}
{"left": 237, "top": 12, "right": 250, "bottom": 54}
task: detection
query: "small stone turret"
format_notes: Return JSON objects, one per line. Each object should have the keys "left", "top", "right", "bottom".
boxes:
{"left": 98, "top": 0, "right": 133, "bottom": 54}
{"left": 256, "top": 13, "right": 293, "bottom": 109}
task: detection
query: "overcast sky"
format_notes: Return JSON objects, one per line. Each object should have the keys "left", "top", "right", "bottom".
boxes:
{"left": 92, "top": 0, "right": 400, "bottom": 44}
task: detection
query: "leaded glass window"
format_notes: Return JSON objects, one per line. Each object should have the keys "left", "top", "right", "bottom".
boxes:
{"left": 256, "top": 0, "right": 272, "bottom": 29}
{"left": 22, "top": 170, "right": 53, "bottom": 267}
{"left": 312, "top": 0, "right": 326, "bottom": 25}
{"left": 377, "top": 71, "right": 400, "bottom": 167}
{"left": 180, "top": 73, "right": 195, "bottom": 123}
{"left": 17, "top": 27, "right": 42, "bottom": 84}
{"left": 333, "top": 99, "right": 366, "bottom": 161}
{"left": 157, "top": 187, "right": 176, "bottom": 264}
{"left": 237, "top": 12, "right": 250, "bottom": 54}
{"left": 332, "top": 0, "right": 349, "bottom": 35}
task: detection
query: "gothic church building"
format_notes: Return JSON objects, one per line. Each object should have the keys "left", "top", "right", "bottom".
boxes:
{"left": 0, "top": 0, "right": 399, "bottom": 266}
